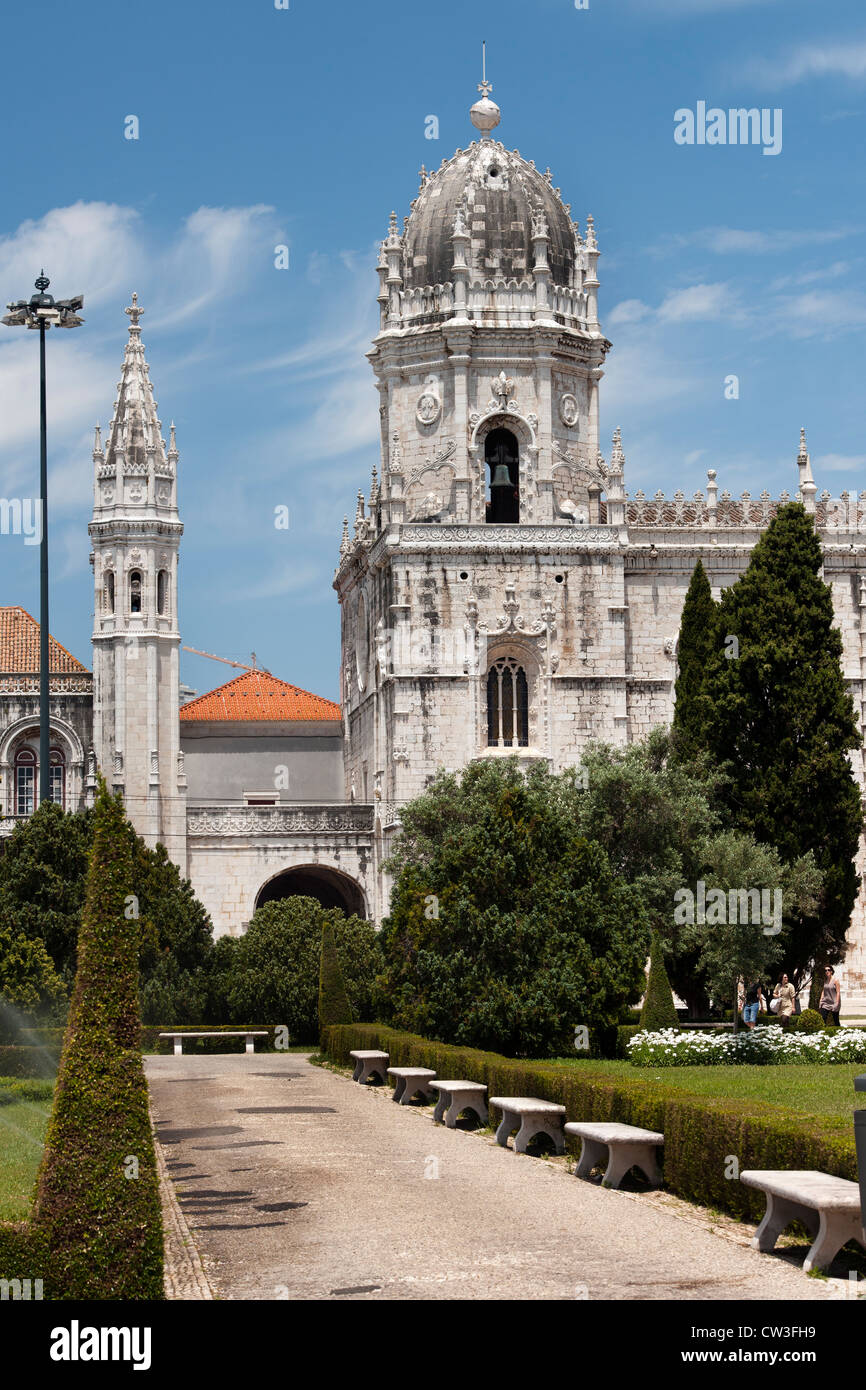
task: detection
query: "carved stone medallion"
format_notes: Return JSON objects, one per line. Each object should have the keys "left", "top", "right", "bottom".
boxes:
{"left": 559, "top": 393, "right": 579, "bottom": 427}
{"left": 416, "top": 389, "right": 441, "bottom": 427}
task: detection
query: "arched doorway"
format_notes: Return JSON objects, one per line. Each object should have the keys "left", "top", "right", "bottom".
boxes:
{"left": 485, "top": 427, "right": 519, "bottom": 523}
{"left": 255, "top": 864, "right": 367, "bottom": 918}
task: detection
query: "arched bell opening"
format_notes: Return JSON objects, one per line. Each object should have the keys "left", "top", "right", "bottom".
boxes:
{"left": 485, "top": 427, "right": 519, "bottom": 523}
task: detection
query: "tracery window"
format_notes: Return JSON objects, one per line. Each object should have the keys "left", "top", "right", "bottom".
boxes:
{"left": 486, "top": 657, "right": 529, "bottom": 747}
{"left": 14, "top": 747, "right": 35, "bottom": 816}
{"left": 49, "top": 747, "right": 65, "bottom": 807}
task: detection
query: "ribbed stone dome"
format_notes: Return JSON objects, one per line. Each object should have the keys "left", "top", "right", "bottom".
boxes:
{"left": 404, "top": 141, "right": 577, "bottom": 292}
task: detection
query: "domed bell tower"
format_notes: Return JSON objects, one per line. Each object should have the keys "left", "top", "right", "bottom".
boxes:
{"left": 336, "top": 79, "right": 628, "bottom": 898}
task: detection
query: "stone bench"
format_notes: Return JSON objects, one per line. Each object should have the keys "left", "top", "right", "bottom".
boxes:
{"left": 431, "top": 1080, "right": 489, "bottom": 1129}
{"left": 387, "top": 1067, "right": 437, "bottom": 1104}
{"left": 740, "top": 1170, "right": 866, "bottom": 1272}
{"left": 564, "top": 1121, "right": 664, "bottom": 1190}
{"left": 159, "top": 1030, "right": 268, "bottom": 1057}
{"left": 349, "top": 1050, "right": 390, "bottom": 1085}
{"left": 489, "top": 1097, "right": 567, "bottom": 1155}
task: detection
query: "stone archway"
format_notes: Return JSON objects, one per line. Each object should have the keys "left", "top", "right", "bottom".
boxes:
{"left": 255, "top": 864, "right": 367, "bottom": 918}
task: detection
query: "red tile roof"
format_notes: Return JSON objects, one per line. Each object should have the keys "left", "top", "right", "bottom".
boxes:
{"left": 0, "top": 606, "right": 89, "bottom": 673}
{"left": 179, "top": 668, "right": 340, "bottom": 723}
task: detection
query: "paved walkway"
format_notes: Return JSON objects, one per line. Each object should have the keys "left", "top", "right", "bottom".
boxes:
{"left": 145, "top": 1052, "right": 843, "bottom": 1302}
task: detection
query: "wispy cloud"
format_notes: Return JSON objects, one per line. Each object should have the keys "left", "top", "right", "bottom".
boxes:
{"left": 660, "top": 225, "right": 857, "bottom": 255}
{"left": 815, "top": 453, "right": 866, "bottom": 472}
{"left": 658, "top": 282, "right": 731, "bottom": 322}
{"left": 746, "top": 38, "right": 866, "bottom": 88}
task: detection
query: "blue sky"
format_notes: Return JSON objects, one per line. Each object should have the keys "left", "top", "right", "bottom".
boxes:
{"left": 1, "top": 0, "right": 866, "bottom": 700}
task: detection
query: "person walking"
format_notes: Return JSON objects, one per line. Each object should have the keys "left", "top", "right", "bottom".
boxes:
{"left": 742, "top": 978, "right": 764, "bottom": 1029}
{"left": 773, "top": 974, "right": 796, "bottom": 1026}
{"left": 819, "top": 966, "right": 841, "bottom": 1026}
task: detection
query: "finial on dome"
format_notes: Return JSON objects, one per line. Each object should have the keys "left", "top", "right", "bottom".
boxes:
{"left": 125, "top": 291, "right": 143, "bottom": 332}
{"left": 470, "top": 39, "right": 501, "bottom": 140}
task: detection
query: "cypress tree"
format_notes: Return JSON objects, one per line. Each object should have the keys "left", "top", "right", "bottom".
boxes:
{"left": 672, "top": 559, "right": 717, "bottom": 759}
{"left": 639, "top": 932, "right": 680, "bottom": 1031}
{"left": 699, "top": 503, "right": 862, "bottom": 984}
{"left": 32, "top": 778, "right": 163, "bottom": 1299}
{"left": 318, "top": 918, "right": 353, "bottom": 1044}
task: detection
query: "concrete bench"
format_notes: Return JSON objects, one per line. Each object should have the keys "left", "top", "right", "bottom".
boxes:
{"left": 159, "top": 1030, "right": 267, "bottom": 1057}
{"left": 489, "top": 1097, "right": 567, "bottom": 1155}
{"left": 349, "top": 1050, "right": 390, "bottom": 1085}
{"left": 741, "top": 1170, "right": 866, "bottom": 1272}
{"left": 387, "top": 1067, "right": 437, "bottom": 1104}
{"left": 565, "top": 1121, "right": 664, "bottom": 1189}
{"left": 431, "top": 1080, "right": 488, "bottom": 1129}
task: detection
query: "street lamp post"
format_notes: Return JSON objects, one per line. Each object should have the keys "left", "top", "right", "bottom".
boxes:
{"left": 3, "top": 273, "right": 84, "bottom": 805}
{"left": 856, "top": 1073, "right": 866, "bottom": 1246}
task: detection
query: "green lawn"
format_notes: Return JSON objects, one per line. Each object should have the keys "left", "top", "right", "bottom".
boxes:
{"left": 0, "top": 1079, "right": 53, "bottom": 1221}
{"left": 540, "top": 1059, "right": 866, "bottom": 1130}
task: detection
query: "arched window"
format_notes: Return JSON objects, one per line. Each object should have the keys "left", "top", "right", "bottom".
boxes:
{"left": 157, "top": 569, "right": 168, "bottom": 616}
{"left": 48, "top": 747, "right": 65, "bottom": 807}
{"left": 485, "top": 427, "right": 519, "bottom": 524}
{"left": 14, "top": 747, "right": 36, "bottom": 816}
{"left": 105, "top": 571, "right": 115, "bottom": 615}
{"left": 487, "top": 656, "right": 529, "bottom": 747}
{"left": 129, "top": 569, "right": 142, "bottom": 614}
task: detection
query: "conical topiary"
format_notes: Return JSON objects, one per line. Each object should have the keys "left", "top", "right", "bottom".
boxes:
{"left": 639, "top": 932, "right": 680, "bottom": 1031}
{"left": 318, "top": 918, "right": 353, "bottom": 1044}
{"left": 672, "top": 559, "right": 717, "bottom": 761}
{"left": 31, "top": 777, "right": 164, "bottom": 1299}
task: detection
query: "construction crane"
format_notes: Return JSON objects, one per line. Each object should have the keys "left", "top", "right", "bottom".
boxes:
{"left": 182, "top": 646, "right": 271, "bottom": 674}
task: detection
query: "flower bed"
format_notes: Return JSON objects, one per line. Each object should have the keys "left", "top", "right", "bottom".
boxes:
{"left": 629, "top": 1026, "right": 866, "bottom": 1067}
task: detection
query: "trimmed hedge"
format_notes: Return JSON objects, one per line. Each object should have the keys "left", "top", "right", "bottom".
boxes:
{"left": 0, "top": 1045, "right": 60, "bottom": 1078}
{"left": 31, "top": 780, "right": 164, "bottom": 1300}
{"left": 323, "top": 1023, "right": 858, "bottom": 1222}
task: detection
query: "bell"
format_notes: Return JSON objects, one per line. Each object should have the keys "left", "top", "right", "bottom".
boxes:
{"left": 490, "top": 464, "right": 513, "bottom": 489}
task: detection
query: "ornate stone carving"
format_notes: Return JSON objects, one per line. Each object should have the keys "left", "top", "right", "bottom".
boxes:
{"left": 399, "top": 524, "right": 617, "bottom": 547}
{"left": 559, "top": 393, "right": 579, "bottom": 427}
{"left": 407, "top": 438, "right": 456, "bottom": 485}
{"left": 416, "top": 377, "right": 441, "bottom": 427}
{"left": 187, "top": 805, "right": 376, "bottom": 836}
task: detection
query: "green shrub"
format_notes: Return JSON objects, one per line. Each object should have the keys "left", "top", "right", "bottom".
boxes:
{"left": 616, "top": 1024, "right": 642, "bottom": 1057}
{"left": 796, "top": 1008, "right": 824, "bottom": 1034}
{"left": 220, "top": 898, "right": 381, "bottom": 1039}
{"left": 318, "top": 921, "right": 353, "bottom": 1043}
{"left": 380, "top": 759, "right": 649, "bottom": 1057}
{"left": 323, "top": 1024, "right": 858, "bottom": 1222}
{"left": 640, "top": 933, "right": 680, "bottom": 1032}
{"left": 31, "top": 780, "right": 163, "bottom": 1300}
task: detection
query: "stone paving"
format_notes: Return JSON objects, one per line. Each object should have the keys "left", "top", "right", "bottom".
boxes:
{"left": 145, "top": 1051, "right": 851, "bottom": 1302}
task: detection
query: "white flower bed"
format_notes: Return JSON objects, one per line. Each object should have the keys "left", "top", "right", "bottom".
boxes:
{"left": 628, "top": 1025, "right": 866, "bottom": 1067}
